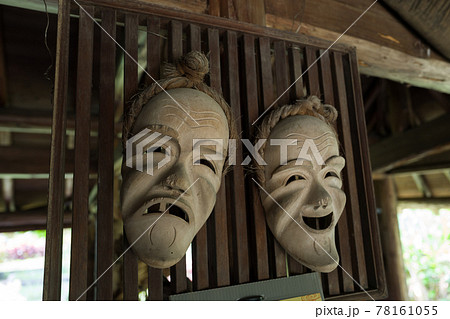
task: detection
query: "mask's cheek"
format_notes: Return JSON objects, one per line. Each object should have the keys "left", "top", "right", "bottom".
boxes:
{"left": 330, "top": 188, "right": 346, "bottom": 220}
{"left": 121, "top": 169, "right": 158, "bottom": 220}
{"left": 192, "top": 178, "right": 219, "bottom": 231}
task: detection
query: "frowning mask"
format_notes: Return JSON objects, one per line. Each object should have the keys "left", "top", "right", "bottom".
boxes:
{"left": 259, "top": 113, "right": 346, "bottom": 273}
{"left": 121, "top": 88, "right": 229, "bottom": 268}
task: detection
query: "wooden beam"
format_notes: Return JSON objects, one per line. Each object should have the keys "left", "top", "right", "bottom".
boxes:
{"left": 233, "top": 0, "right": 265, "bottom": 25}
{"left": 383, "top": 0, "right": 450, "bottom": 60}
{"left": 388, "top": 150, "right": 450, "bottom": 176}
{"left": 0, "top": 145, "right": 98, "bottom": 179}
{"left": 0, "top": 107, "right": 120, "bottom": 136}
{"left": 398, "top": 197, "right": 450, "bottom": 206}
{"left": 370, "top": 113, "right": 450, "bottom": 173}
{"left": 374, "top": 177, "right": 407, "bottom": 300}
{"left": 0, "top": 209, "right": 71, "bottom": 232}
{"left": 411, "top": 173, "right": 432, "bottom": 198}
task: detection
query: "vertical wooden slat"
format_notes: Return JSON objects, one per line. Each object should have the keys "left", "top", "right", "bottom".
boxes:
{"left": 171, "top": 255, "right": 188, "bottom": 293}
{"left": 223, "top": 30, "right": 250, "bottom": 285}
{"left": 349, "top": 49, "right": 381, "bottom": 290}
{"left": 284, "top": 45, "right": 307, "bottom": 277}
{"left": 287, "top": 256, "right": 304, "bottom": 275}
{"left": 169, "top": 20, "right": 182, "bottom": 61}
{"left": 272, "top": 40, "right": 290, "bottom": 278}
{"left": 168, "top": 19, "right": 188, "bottom": 294}
{"left": 273, "top": 240, "right": 287, "bottom": 278}
{"left": 146, "top": 16, "right": 160, "bottom": 85}
{"left": 148, "top": 267, "right": 163, "bottom": 300}
{"left": 207, "top": 28, "right": 230, "bottom": 287}
{"left": 188, "top": 23, "right": 209, "bottom": 291}
{"left": 146, "top": 16, "right": 163, "bottom": 300}
{"left": 122, "top": 13, "right": 139, "bottom": 301}
{"left": 334, "top": 52, "right": 368, "bottom": 290}
{"left": 258, "top": 37, "right": 274, "bottom": 111}
{"left": 43, "top": 0, "right": 70, "bottom": 301}
{"left": 96, "top": 8, "right": 116, "bottom": 301}
{"left": 319, "top": 50, "right": 334, "bottom": 105}
{"left": 242, "top": 34, "right": 269, "bottom": 281}
{"left": 289, "top": 46, "right": 305, "bottom": 100}
{"left": 69, "top": 5, "right": 94, "bottom": 301}
{"left": 332, "top": 52, "right": 354, "bottom": 293}
{"left": 305, "top": 47, "right": 320, "bottom": 97}
{"left": 318, "top": 49, "right": 340, "bottom": 296}
{"left": 274, "top": 41, "right": 289, "bottom": 106}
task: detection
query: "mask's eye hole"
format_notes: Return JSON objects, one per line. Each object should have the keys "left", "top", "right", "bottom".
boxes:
{"left": 286, "top": 175, "right": 305, "bottom": 185}
{"left": 145, "top": 146, "right": 165, "bottom": 154}
{"left": 325, "top": 171, "right": 339, "bottom": 178}
{"left": 195, "top": 158, "right": 216, "bottom": 174}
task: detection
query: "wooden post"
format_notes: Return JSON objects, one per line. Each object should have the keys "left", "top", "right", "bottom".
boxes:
{"left": 43, "top": 0, "right": 70, "bottom": 301}
{"left": 375, "top": 177, "right": 407, "bottom": 300}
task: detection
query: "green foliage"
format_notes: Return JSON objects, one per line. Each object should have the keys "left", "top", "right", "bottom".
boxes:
{"left": 398, "top": 208, "right": 450, "bottom": 301}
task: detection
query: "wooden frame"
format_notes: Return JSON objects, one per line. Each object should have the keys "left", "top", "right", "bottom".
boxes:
{"left": 44, "top": 0, "right": 386, "bottom": 301}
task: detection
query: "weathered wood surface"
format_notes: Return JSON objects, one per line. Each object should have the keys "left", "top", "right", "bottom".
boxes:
{"left": 69, "top": 5, "right": 94, "bottom": 301}
{"left": 383, "top": 0, "right": 450, "bottom": 60}
{"left": 375, "top": 177, "right": 407, "bottom": 300}
{"left": 370, "top": 113, "right": 450, "bottom": 173}
{"left": 43, "top": 0, "right": 70, "bottom": 301}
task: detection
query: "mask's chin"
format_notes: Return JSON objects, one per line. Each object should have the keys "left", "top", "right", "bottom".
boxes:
{"left": 124, "top": 199, "right": 195, "bottom": 269}
{"left": 267, "top": 206, "right": 340, "bottom": 273}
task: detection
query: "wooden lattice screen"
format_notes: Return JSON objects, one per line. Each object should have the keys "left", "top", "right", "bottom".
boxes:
{"left": 44, "top": 0, "right": 386, "bottom": 301}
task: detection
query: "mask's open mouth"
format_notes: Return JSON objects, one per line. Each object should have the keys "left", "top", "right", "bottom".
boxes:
{"left": 144, "top": 202, "right": 189, "bottom": 223}
{"left": 302, "top": 212, "right": 333, "bottom": 230}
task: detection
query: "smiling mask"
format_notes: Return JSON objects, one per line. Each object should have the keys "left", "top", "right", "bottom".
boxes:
{"left": 121, "top": 52, "right": 233, "bottom": 268}
{"left": 256, "top": 97, "right": 346, "bottom": 272}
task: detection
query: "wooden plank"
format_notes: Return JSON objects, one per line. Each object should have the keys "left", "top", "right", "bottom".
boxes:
{"left": 305, "top": 47, "right": 320, "bottom": 97}
{"left": 0, "top": 210, "right": 71, "bottom": 232}
{"left": 147, "top": 267, "right": 163, "bottom": 300}
{"left": 96, "top": 8, "right": 116, "bottom": 301}
{"left": 258, "top": 37, "right": 274, "bottom": 112}
{"left": 223, "top": 30, "right": 250, "bottom": 284}
{"left": 383, "top": 0, "right": 450, "bottom": 60}
{"left": 169, "top": 20, "right": 182, "bottom": 61}
{"left": 242, "top": 34, "right": 269, "bottom": 281}
{"left": 329, "top": 60, "right": 354, "bottom": 292}
{"left": 289, "top": 46, "right": 305, "bottom": 100}
{"left": 122, "top": 12, "right": 139, "bottom": 301}
{"left": 171, "top": 256, "right": 187, "bottom": 294}
{"left": 188, "top": 23, "right": 209, "bottom": 291}
{"left": 233, "top": 0, "right": 266, "bottom": 25}
{"left": 0, "top": 7, "right": 7, "bottom": 107}
{"left": 319, "top": 50, "right": 334, "bottom": 105}
{"left": 287, "top": 258, "right": 305, "bottom": 276}
{"left": 0, "top": 107, "right": 103, "bottom": 135}
{"left": 146, "top": 16, "right": 160, "bottom": 84}
{"left": 370, "top": 113, "right": 450, "bottom": 173}
{"left": 350, "top": 50, "right": 384, "bottom": 294}
{"left": 43, "top": 0, "right": 70, "bottom": 301}
{"left": 69, "top": 5, "right": 94, "bottom": 301}
{"left": 207, "top": 28, "right": 230, "bottom": 287}
{"left": 167, "top": 18, "right": 188, "bottom": 295}
{"left": 273, "top": 41, "right": 290, "bottom": 106}
{"left": 333, "top": 52, "right": 368, "bottom": 291}
{"left": 190, "top": 21, "right": 209, "bottom": 287}
{"left": 273, "top": 240, "right": 287, "bottom": 278}
{"left": 317, "top": 48, "right": 340, "bottom": 295}
{"left": 123, "top": 234, "right": 138, "bottom": 300}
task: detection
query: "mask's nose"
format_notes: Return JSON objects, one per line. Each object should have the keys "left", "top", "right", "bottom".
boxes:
{"left": 161, "top": 163, "right": 193, "bottom": 193}
{"left": 303, "top": 181, "right": 332, "bottom": 215}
